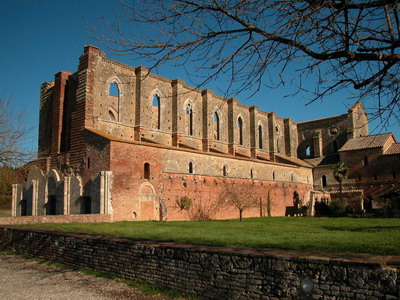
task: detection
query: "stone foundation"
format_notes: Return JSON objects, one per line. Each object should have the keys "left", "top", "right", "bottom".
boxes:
{"left": 0, "top": 214, "right": 112, "bottom": 225}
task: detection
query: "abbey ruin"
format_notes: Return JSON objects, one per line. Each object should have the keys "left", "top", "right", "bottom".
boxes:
{"left": 11, "top": 46, "right": 400, "bottom": 222}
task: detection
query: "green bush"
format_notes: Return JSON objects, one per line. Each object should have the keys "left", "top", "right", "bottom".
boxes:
{"left": 176, "top": 196, "right": 192, "bottom": 211}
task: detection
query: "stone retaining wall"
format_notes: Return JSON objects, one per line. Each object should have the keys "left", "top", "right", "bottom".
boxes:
{"left": 0, "top": 214, "right": 112, "bottom": 225}
{"left": 0, "top": 226, "right": 399, "bottom": 299}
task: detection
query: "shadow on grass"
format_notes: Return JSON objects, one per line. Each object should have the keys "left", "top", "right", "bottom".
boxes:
{"left": 322, "top": 226, "right": 400, "bottom": 232}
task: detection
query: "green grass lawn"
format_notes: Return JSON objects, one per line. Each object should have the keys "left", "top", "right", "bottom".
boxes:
{"left": 22, "top": 217, "right": 400, "bottom": 256}
{"left": 0, "top": 209, "right": 10, "bottom": 217}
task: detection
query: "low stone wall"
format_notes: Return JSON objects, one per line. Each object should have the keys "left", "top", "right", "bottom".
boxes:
{"left": 0, "top": 214, "right": 112, "bottom": 225}
{"left": 0, "top": 226, "right": 399, "bottom": 299}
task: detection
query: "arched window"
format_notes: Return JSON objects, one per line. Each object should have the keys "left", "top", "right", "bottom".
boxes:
{"left": 213, "top": 112, "right": 220, "bottom": 140}
{"left": 109, "top": 82, "right": 119, "bottom": 97}
{"left": 108, "top": 82, "right": 120, "bottom": 121}
{"left": 223, "top": 165, "right": 227, "bottom": 176}
{"left": 272, "top": 171, "right": 276, "bottom": 181}
{"left": 109, "top": 110, "right": 116, "bottom": 121}
{"left": 152, "top": 95, "right": 160, "bottom": 129}
{"left": 186, "top": 105, "right": 193, "bottom": 136}
{"left": 291, "top": 173, "right": 294, "bottom": 182}
{"left": 275, "top": 125, "right": 280, "bottom": 153}
{"left": 333, "top": 140, "right": 338, "bottom": 153}
{"left": 144, "top": 163, "right": 150, "bottom": 180}
{"left": 305, "top": 145, "right": 311, "bottom": 157}
{"left": 250, "top": 168, "right": 254, "bottom": 179}
{"left": 321, "top": 175, "right": 327, "bottom": 187}
{"left": 237, "top": 117, "right": 243, "bottom": 145}
{"left": 188, "top": 162, "right": 193, "bottom": 174}
{"left": 258, "top": 125, "right": 263, "bottom": 149}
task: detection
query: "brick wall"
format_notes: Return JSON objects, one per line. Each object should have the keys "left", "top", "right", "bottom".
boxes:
{"left": 0, "top": 226, "right": 398, "bottom": 299}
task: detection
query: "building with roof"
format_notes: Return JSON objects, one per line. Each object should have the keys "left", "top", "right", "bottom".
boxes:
{"left": 9, "top": 46, "right": 400, "bottom": 222}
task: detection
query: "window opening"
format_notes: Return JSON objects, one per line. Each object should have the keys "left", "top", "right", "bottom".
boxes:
{"left": 109, "top": 110, "right": 116, "bottom": 121}
{"left": 186, "top": 105, "right": 193, "bottom": 136}
{"left": 82, "top": 196, "right": 91, "bottom": 214}
{"left": 322, "top": 175, "right": 327, "bottom": 187}
{"left": 188, "top": 162, "right": 193, "bottom": 174}
{"left": 363, "top": 156, "right": 368, "bottom": 166}
{"left": 223, "top": 165, "right": 227, "bottom": 176}
{"left": 250, "top": 168, "right": 254, "bottom": 179}
{"left": 20, "top": 199, "right": 27, "bottom": 216}
{"left": 108, "top": 82, "right": 120, "bottom": 121}
{"left": 213, "top": 112, "right": 220, "bottom": 140}
{"left": 152, "top": 95, "right": 160, "bottom": 129}
{"left": 109, "top": 82, "right": 119, "bottom": 97}
{"left": 237, "top": 117, "right": 243, "bottom": 145}
{"left": 144, "top": 163, "right": 150, "bottom": 180}
{"left": 305, "top": 145, "right": 311, "bottom": 157}
{"left": 258, "top": 125, "right": 263, "bottom": 149}
{"left": 272, "top": 171, "right": 276, "bottom": 181}
{"left": 333, "top": 140, "right": 338, "bottom": 153}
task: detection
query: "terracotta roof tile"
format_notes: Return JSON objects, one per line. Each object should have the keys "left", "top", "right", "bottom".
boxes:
{"left": 339, "top": 133, "right": 392, "bottom": 151}
{"left": 384, "top": 143, "right": 400, "bottom": 155}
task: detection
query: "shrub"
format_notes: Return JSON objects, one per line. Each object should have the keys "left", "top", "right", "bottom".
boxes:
{"left": 176, "top": 196, "right": 192, "bottom": 211}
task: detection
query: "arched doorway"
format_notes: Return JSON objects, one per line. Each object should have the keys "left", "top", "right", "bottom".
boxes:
{"left": 46, "top": 176, "right": 57, "bottom": 215}
{"left": 137, "top": 182, "right": 160, "bottom": 221}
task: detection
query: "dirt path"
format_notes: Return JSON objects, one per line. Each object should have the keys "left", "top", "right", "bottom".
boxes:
{"left": 0, "top": 253, "right": 177, "bottom": 300}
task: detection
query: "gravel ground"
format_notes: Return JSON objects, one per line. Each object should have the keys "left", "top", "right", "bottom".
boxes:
{"left": 0, "top": 253, "right": 178, "bottom": 300}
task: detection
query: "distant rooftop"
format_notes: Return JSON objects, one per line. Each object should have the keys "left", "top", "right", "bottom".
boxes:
{"left": 339, "top": 133, "right": 393, "bottom": 152}
{"left": 384, "top": 143, "right": 400, "bottom": 155}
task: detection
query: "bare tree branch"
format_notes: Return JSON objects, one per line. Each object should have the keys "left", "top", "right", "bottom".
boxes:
{"left": 95, "top": 0, "right": 400, "bottom": 126}
{"left": 0, "top": 99, "right": 34, "bottom": 168}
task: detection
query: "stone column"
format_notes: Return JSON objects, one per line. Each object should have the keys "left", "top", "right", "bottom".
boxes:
{"left": 11, "top": 184, "right": 19, "bottom": 217}
{"left": 227, "top": 98, "right": 238, "bottom": 155}
{"left": 31, "top": 180, "right": 39, "bottom": 216}
{"left": 313, "top": 130, "right": 323, "bottom": 158}
{"left": 202, "top": 89, "right": 213, "bottom": 152}
{"left": 249, "top": 106, "right": 258, "bottom": 158}
{"left": 63, "top": 176, "right": 71, "bottom": 215}
{"left": 172, "top": 79, "right": 185, "bottom": 146}
{"left": 100, "top": 171, "right": 113, "bottom": 215}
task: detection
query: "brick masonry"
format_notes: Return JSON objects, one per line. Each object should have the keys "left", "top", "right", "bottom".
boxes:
{"left": 0, "top": 226, "right": 399, "bottom": 299}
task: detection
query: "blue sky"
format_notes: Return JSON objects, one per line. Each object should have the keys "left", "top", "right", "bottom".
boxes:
{"left": 0, "top": 0, "right": 398, "bottom": 153}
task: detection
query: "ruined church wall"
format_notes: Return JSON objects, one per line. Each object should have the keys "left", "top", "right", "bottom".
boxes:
{"left": 90, "top": 57, "right": 137, "bottom": 141}
{"left": 297, "top": 114, "right": 351, "bottom": 159}
{"left": 108, "top": 140, "right": 313, "bottom": 221}
{"left": 82, "top": 46, "right": 297, "bottom": 159}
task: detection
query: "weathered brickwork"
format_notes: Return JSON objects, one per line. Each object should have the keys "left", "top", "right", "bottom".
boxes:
{"left": 0, "top": 227, "right": 399, "bottom": 299}
{"left": 9, "top": 45, "right": 399, "bottom": 222}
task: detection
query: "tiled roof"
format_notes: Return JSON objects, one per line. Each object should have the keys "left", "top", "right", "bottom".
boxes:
{"left": 274, "top": 154, "right": 313, "bottom": 168}
{"left": 304, "top": 154, "right": 340, "bottom": 167}
{"left": 384, "top": 143, "right": 400, "bottom": 155}
{"left": 339, "top": 133, "right": 392, "bottom": 151}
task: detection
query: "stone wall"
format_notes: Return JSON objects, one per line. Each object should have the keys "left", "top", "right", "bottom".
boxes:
{"left": 0, "top": 226, "right": 398, "bottom": 299}
{"left": 0, "top": 214, "right": 112, "bottom": 225}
